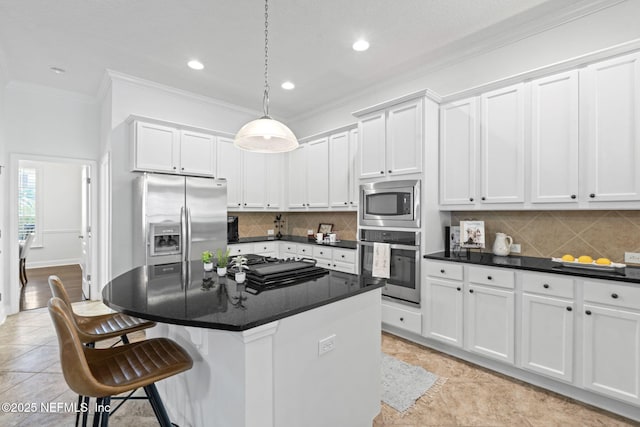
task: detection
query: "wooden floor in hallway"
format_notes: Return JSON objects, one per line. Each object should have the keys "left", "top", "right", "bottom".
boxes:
{"left": 20, "top": 264, "right": 83, "bottom": 311}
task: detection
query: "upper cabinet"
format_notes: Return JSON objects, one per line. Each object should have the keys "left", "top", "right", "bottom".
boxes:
{"left": 357, "top": 97, "right": 423, "bottom": 179}
{"left": 329, "top": 130, "right": 359, "bottom": 208}
{"left": 131, "top": 120, "right": 216, "bottom": 177}
{"left": 583, "top": 52, "right": 640, "bottom": 203}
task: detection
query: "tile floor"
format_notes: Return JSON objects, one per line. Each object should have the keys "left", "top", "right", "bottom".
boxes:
{"left": 0, "top": 302, "right": 637, "bottom": 426}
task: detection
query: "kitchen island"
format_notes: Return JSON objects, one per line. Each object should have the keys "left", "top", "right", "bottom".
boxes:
{"left": 102, "top": 261, "right": 383, "bottom": 427}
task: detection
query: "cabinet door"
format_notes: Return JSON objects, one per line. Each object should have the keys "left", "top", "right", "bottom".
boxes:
{"left": 217, "top": 137, "right": 243, "bottom": 209}
{"left": 583, "top": 304, "right": 640, "bottom": 405}
{"left": 440, "top": 98, "right": 477, "bottom": 205}
{"left": 480, "top": 84, "right": 525, "bottom": 204}
{"left": 584, "top": 52, "right": 640, "bottom": 202}
{"left": 134, "top": 121, "right": 179, "bottom": 173}
{"left": 521, "top": 293, "right": 574, "bottom": 382}
{"left": 359, "top": 112, "right": 386, "bottom": 179}
{"left": 287, "top": 145, "right": 307, "bottom": 209}
{"left": 465, "top": 284, "right": 515, "bottom": 363}
{"left": 329, "top": 132, "right": 350, "bottom": 208}
{"left": 242, "top": 151, "right": 266, "bottom": 208}
{"left": 306, "top": 137, "right": 329, "bottom": 208}
{"left": 265, "top": 154, "right": 283, "bottom": 209}
{"left": 349, "top": 128, "right": 359, "bottom": 207}
{"left": 180, "top": 130, "right": 216, "bottom": 176}
{"left": 386, "top": 98, "right": 423, "bottom": 176}
{"left": 423, "top": 278, "right": 463, "bottom": 347}
{"left": 530, "top": 71, "right": 579, "bottom": 204}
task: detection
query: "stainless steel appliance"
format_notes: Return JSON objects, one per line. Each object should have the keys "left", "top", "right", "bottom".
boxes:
{"left": 133, "top": 173, "right": 227, "bottom": 266}
{"left": 227, "top": 216, "right": 239, "bottom": 242}
{"left": 360, "top": 179, "right": 420, "bottom": 228}
{"left": 359, "top": 228, "right": 420, "bottom": 305}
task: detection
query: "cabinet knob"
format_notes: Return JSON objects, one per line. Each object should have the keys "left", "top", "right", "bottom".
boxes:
{"left": 456, "top": 287, "right": 461, "bottom": 291}
{"left": 589, "top": 193, "right": 595, "bottom": 198}
{"left": 341, "top": 255, "right": 345, "bottom": 258}
{"left": 566, "top": 306, "right": 573, "bottom": 311}
{"left": 243, "top": 203, "right": 247, "bottom": 206}
{"left": 181, "top": 167, "right": 184, "bottom": 170}
{"left": 237, "top": 203, "right": 241, "bottom": 206}
{"left": 350, "top": 201, "right": 354, "bottom": 204}
{"left": 481, "top": 196, "right": 486, "bottom": 201}
{"left": 399, "top": 317, "right": 404, "bottom": 322}
{"left": 380, "top": 171, "right": 384, "bottom": 174}
{"left": 267, "top": 204, "right": 270, "bottom": 207}
{"left": 388, "top": 170, "right": 392, "bottom": 173}
{"left": 570, "top": 194, "right": 576, "bottom": 199}
{"left": 440, "top": 269, "right": 445, "bottom": 273}
{"left": 469, "top": 289, "right": 474, "bottom": 293}
{"left": 585, "top": 310, "right": 592, "bottom": 315}
{"left": 543, "top": 284, "right": 549, "bottom": 289}
{"left": 333, "top": 264, "right": 337, "bottom": 267}
{"left": 611, "top": 293, "right": 619, "bottom": 299}
{"left": 487, "top": 276, "right": 492, "bottom": 280}
{"left": 469, "top": 198, "right": 474, "bottom": 202}
{"left": 344, "top": 202, "right": 348, "bottom": 205}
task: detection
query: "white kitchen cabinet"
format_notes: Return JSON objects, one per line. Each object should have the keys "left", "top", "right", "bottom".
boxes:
{"left": 582, "top": 280, "right": 640, "bottom": 405}
{"left": 423, "top": 276, "right": 464, "bottom": 347}
{"left": 439, "top": 98, "right": 478, "bottom": 206}
{"left": 583, "top": 52, "right": 640, "bottom": 203}
{"left": 329, "top": 131, "right": 359, "bottom": 208}
{"left": 349, "top": 128, "right": 359, "bottom": 207}
{"left": 132, "top": 121, "right": 216, "bottom": 176}
{"left": 530, "top": 70, "right": 580, "bottom": 204}
{"left": 306, "top": 137, "right": 329, "bottom": 208}
{"left": 243, "top": 151, "right": 267, "bottom": 208}
{"left": 287, "top": 145, "right": 307, "bottom": 209}
{"left": 382, "top": 300, "right": 422, "bottom": 335}
{"left": 280, "top": 242, "right": 298, "bottom": 260}
{"left": 228, "top": 243, "right": 252, "bottom": 256}
{"left": 253, "top": 242, "right": 277, "bottom": 257}
{"left": 479, "top": 83, "right": 525, "bottom": 204}
{"left": 217, "top": 137, "right": 243, "bottom": 208}
{"left": 358, "top": 97, "right": 423, "bottom": 179}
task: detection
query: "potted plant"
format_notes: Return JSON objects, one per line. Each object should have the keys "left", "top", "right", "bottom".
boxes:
{"left": 230, "top": 255, "right": 249, "bottom": 283}
{"left": 202, "top": 250, "right": 214, "bottom": 272}
{"left": 216, "top": 248, "right": 231, "bottom": 276}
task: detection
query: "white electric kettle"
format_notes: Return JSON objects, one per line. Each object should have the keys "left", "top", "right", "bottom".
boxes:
{"left": 492, "top": 232, "right": 513, "bottom": 256}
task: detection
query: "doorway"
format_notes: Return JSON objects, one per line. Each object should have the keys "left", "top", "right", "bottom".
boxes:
{"left": 9, "top": 154, "right": 97, "bottom": 313}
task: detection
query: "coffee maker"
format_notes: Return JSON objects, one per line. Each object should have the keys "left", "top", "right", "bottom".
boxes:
{"left": 227, "top": 216, "right": 239, "bottom": 242}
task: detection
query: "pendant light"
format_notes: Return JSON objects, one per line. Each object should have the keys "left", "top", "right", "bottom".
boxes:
{"left": 234, "top": 0, "right": 298, "bottom": 153}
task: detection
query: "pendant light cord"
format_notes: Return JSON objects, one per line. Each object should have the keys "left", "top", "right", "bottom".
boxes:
{"left": 262, "top": 0, "right": 271, "bottom": 118}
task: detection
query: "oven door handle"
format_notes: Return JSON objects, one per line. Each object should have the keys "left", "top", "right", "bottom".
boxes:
{"left": 358, "top": 241, "right": 418, "bottom": 251}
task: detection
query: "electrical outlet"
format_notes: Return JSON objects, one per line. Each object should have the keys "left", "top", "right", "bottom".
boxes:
{"left": 511, "top": 243, "right": 521, "bottom": 254}
{"left": 318, "top": 334, "right": 336, "bottom": 356}
{"left": 624, "top": 252, "right": 640, "bottom": 264}
{"left": 307, "top": 229, "right": 314, "bottom": 236}
{"left": 267, "top": 229, "right": 274, "bottom": 235}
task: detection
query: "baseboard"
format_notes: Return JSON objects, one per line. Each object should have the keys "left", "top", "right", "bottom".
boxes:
{"left": 27, "top": 259, "right": 81, "bottom": 269}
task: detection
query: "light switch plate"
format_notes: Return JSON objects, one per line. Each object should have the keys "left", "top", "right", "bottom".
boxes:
{"left": 267, "top": 229, "right": 274, "bottom": 235}
{"left": 511, "top": 243, "right": 521, "bottom": 254}
{"left": 625, "top": 252, "right": 640, "bottom": 264}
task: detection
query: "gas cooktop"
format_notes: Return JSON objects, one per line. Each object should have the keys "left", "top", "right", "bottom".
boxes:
{"left": 233, "top": 254, "right": 329, "bottom": 292}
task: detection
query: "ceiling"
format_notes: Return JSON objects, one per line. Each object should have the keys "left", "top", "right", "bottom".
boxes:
{"left": 0, "top": 0, "right": 617, "bottom": 119}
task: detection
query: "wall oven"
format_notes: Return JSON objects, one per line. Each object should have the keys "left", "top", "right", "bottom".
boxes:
{"left": 359, "top": 229, "right": 421, "bottom": 305}
{"left": 360, "top": 179, "right": 420, "bottom": 228}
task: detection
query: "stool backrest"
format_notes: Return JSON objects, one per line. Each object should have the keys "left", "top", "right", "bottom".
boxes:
{"left": 19, "top": 233, "right": 35, "bottom": 260}
{"left": 47, "top": 297, "right": 101, "bottom": 397}
{"left": 48, "top": 275, "right": 74, "bottom": 312}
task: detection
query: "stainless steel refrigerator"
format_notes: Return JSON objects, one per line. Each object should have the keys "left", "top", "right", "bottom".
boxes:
{"left": 133, "top": 173, "right": 227, "bottom": 266}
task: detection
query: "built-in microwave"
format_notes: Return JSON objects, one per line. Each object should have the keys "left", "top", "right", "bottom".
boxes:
{"left": 360, "top": 180, "right": 420, "bottom": 228}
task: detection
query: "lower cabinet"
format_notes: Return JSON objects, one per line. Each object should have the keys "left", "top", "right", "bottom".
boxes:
{"left": 382, "top": 301, "right": 422, "bottom": 335}
{"left": 422, "top": 277, "right": 463, "bottom": 347}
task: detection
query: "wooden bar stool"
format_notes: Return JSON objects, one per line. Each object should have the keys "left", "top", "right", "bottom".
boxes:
{"left": 49, "top": 275, "right": 157, "bottom": 426}
{"left": 48, "top": 297, "right": 193, "bottom": 427}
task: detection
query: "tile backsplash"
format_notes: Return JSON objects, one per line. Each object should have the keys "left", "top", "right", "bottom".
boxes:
{"left": 451, "top": 211, "right": 640, "bottom": 263}
{"left": 232, "top": 211, "right": 358, "bottom": 241}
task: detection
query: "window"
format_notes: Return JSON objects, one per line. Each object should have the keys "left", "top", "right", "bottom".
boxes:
{"left": 18, "top": 166, "right": 39, "bottom": 242}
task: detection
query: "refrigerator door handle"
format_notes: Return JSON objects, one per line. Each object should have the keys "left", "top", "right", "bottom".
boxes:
{"left": 186, "top": 207, "right": 192, "bottom": 262}
{"left": 180, "top": 206, "right": 187, "bottom": 262}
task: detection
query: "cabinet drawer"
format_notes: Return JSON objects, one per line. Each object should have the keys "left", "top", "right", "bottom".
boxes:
{"left": 426, "top": 261, "right": 463, "bottom": 281}
{"left": 313, "top": 246, "right": 332, "bottom": 260}
{"left": 333, "top": 248, "right": 356, "bottom": 264}
{"left": 382, "top": 303, "right": 422, "bottom": 334}
{"left": 253, "top": 242, "right": 277, "bottom": 254}
{"left": 297, "top": 245, "right": 313, "bottom": 257}
{"left": 281, "top": 243, "right": 297, "bottom": 254}
{"left": 522, "top": 273, "right": 574, "bottom": 298}
{"left": 228, "top": 244, "right": 251, "bottom": 255}
{"left": 468, "top": 266, "right": 514, "bottom": 289}
{"left": 583, "top": 280, "right": 640, "bottom": 310}
{"left": 333, "top": 261, "right": 356, "bottom": 274}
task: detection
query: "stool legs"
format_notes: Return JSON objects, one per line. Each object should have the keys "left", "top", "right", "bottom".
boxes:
{"left": 143, "top": 384, "right": 172, "bottom": 427}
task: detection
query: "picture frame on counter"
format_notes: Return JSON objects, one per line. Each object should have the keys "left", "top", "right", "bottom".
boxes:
{"left": 460, "top": 220, "right": 485, "bottom": 249}
{"left": 318, "top": 223, "right": 333, "bottom": 234}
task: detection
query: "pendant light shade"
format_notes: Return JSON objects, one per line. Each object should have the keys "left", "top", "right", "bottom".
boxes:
{"left": 234, "top": 0, "right": 298, "bottom": 153}
{"left": 234, "top": 117, "right": 298, "bottom": 153}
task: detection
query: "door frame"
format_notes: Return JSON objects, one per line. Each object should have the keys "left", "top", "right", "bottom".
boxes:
{"left": 7, "top": 153, "right": 98, "bottom": 314}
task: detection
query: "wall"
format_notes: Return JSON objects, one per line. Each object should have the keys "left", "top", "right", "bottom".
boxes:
{"left": 20, "top": 160, "right": 83, "bottom": 267}
{"left": 107, "top": 75, "right": 259, "bottom": 279}
{"left": 290, "top": 1, "right": 640, "bottom": 136}
{"left": 0, "top": 61, "right": 7, "bottom": 322}
{"left": 450, "top": 211, "right": 640, "bottom": 263}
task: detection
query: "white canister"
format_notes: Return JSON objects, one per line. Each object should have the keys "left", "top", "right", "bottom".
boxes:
{"left": 316, "top": 233, "right": 323, "bottom": 242}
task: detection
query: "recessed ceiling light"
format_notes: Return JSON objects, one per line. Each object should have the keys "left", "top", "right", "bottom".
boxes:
{"left": 187, "top": 60, "right": 204, "bottom": 70}
{"left": 352, "top": 39, "right": 370, "bottom": 52}
{"left": 281, "top": 81, "right": 295, "bottom": 90}
{"left": 49, "top": 66, "right": 66, "bottom": 74}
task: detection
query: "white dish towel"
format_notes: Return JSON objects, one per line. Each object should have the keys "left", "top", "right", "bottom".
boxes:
{"left": 372, "top": 242, "right": 391, "bottom": 278}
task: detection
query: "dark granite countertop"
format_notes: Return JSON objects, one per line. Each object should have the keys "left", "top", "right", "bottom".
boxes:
{"left": 102, "top": 261, "right": 382, "bottom": 331}
{"left": 424, "top": 251, "right": 640, "bottom": 284}
{"left": 229, "top": 235, "right": 358, "bottom": 250}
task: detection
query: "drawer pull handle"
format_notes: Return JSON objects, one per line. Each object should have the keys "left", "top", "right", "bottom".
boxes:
{"left": 487, "top": 276, "right": 492, "bottom": 280}
{"left": 469, "top": 289, "right": 474, "bottom": 293}
{"left": 543, "top": 284, "right": 549, "bottom": 289}
{"left": 566, "top": 307, "right": 572, "bottom": 312}
{"left": 611, "top": 293, "right": 619, "bottom": 299}
{"left": 481, "top": 196, "right": 486, "bottom": 201}
{"left": 585, "top": 310, "right": 592, "bottom": 315}
{"left": 469, "top": 197, "right": 474, "bottom": 202}
{"left": 589, "top": 193, "right": 595, "bottom": 198}
{"left": 570, "top": 194, "right": 576, "bottom": 199}
{"left": 456, "top": 287, "right": 461, "bottom": 291}
{"left": 440, "top": 269, "right": 445, "bottom": 273}
{"left": 341, "top": 255, "right": 345, "bottom": 258}
{"left": 399, "top": 317, "right": 404, "bottom": 322}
